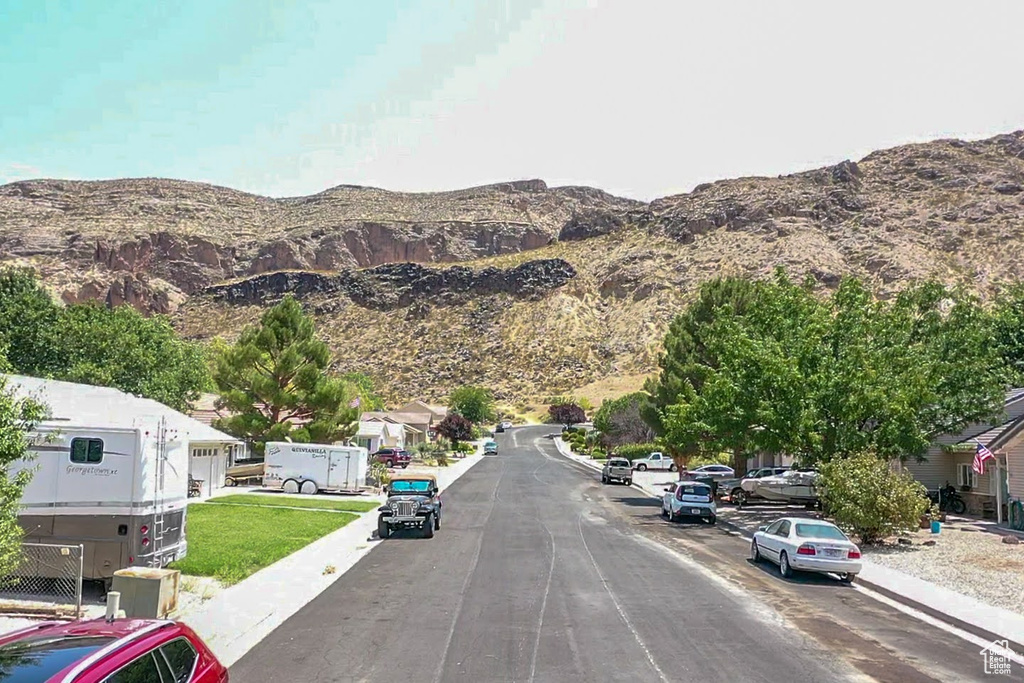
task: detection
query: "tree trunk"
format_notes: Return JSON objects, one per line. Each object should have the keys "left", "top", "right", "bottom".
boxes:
{"left": 731, "top": 447, "right": 746, "bottom": 478}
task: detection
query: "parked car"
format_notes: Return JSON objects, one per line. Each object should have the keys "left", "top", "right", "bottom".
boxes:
{"left": 721, "top": 466, "right": 791, "bottom": 502}
{"left": 499, "top": 420, "right": 513, "bottom": 430}
{"left": 378, "top": 474, "right": 442, "bottom": 539}
{"left": 632, "top": 452, "right": 678, "bottom": 472}
{"left": 750, "top": 517, "right": 861, "bottom": 583}
{"left": 601, "top": 458, "right": 633, "bottom": 485}
{"left": 0, "top": 617, "right": 228, "bottom": 682}
{"left": 684, "top": 464, "right": 735, "bottom": 480}
{"left": 495, "top": 423, "right": 505, "bottom": 433}
{"left": 661, "top": 480, "right": 717, "bottom": 524}
{"left": 372, "top": 447, "right": 412, "bottom": 469}
{"left": 484, "top": 440, "right": 498, "bottom": 455}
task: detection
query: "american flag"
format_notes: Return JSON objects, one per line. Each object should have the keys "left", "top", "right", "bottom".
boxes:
{"left": 349, "top": 396, "right": 361, "bottom": 409}
{"left": 972, "top": 441, "right": 995, "bottom": 474}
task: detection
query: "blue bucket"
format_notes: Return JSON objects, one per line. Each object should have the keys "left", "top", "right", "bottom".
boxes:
{"left": 930, "top": 520, "right": 941, "bottom": 534}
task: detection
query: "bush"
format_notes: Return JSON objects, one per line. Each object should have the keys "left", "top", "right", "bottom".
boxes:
{"left": 453, "top": 441, "right": 474, "bottom": 454}
{"left": 613, "top": 443, "right": 659, "bottom": 461}
{"left": 592, "top": 448, "right": 607, "bottom": 460}
{"left": 819, "top": 452, "right": 929, "bottom": 544}
{"left": 563, "top": 426, "right": 581, "bottom": 435}
{"left": 435, "top": 451, "right": 449, "bottom": 467}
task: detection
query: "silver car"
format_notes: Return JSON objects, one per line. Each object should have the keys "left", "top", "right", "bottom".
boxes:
{"left": 661, "top": 480, "right": 717, "bottom": 524}
{"left": 751, "top": 517, "right": 862, "bottom": 583}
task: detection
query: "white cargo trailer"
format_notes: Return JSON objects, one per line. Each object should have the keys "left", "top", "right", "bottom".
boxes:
{"left": 263, "top": 442, "right": 368, "bottom": 494}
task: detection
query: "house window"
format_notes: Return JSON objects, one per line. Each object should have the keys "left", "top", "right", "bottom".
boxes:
{"left": 191, "top": 447, "right": 219, "bottom": 458}
{"left": 957, "top": 463, "right": 976, "bottom": 489}
{"left": 70, "top": 438, "right": 103, "bottom": 464}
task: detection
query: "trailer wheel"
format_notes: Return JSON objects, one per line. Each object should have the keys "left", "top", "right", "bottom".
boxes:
{"left": 300, "top": 480, "right": 318, "bottom": 495}
{"left": 283, "top": 479, "right": 300, "bottom": 494}
{"left": 224, "top": 476, "right": 236, "bottom": 487}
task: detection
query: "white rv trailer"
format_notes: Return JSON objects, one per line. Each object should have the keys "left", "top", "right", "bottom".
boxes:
{"left": 4, "top": 375, "right": 241, "bottom": 582}
{"left": 264, "top": 442, "right": 368, "bottom": 494}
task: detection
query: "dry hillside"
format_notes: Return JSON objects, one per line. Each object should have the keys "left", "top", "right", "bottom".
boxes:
{"left": 4, "top": 131, "right": 1024, "bottom": 406}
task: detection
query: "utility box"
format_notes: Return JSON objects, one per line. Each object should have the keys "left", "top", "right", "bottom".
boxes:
{"left": 111, "top": 567, "right": 180, "bottom": 618}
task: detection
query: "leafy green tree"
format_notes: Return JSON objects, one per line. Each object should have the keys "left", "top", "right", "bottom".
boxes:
{"left": 593, "top": 392, "right": 654, "bottom": 448}
{"left": 642, "top": 276, "right": 760, "bottom": 466}
{"left": 0, "top": 267, "right": 66, "bottom": 377}
{"left": 447, "top": 385, "right": 496, "bottom": 424}
{"left": 59, "top": 304, "right": 209, "bottom": 413}
{"left": 340, "top": 372, "right": 386, "bottom": 412}
{"left": 435, "top": 414, "right": 473, "bottom": 449}
{"left": 0, "top": 376, "right": 47, "bottom": 576}
{"left": 990, "top": 282, "right": 1024, "bottom": 385}
{"left": 818, "top": 452, "right": 929, "bottom": 544}
{"left": 212, "top": 296, "right": 359, "bottom": 453}
{"left": 0, "top": 267, "right": 209, "bottom": 411}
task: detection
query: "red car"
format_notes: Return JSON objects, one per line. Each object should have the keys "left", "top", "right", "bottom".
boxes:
{"left": 372, "top": 448, "right": 411, "bottom": 468}
{"left": 0, "top": 617, "right": 228, "bottom": 682}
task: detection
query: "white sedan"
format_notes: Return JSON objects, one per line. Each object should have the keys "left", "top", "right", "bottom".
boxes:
{"left": 750, "top": 517, "right": 862, "bottom": 583}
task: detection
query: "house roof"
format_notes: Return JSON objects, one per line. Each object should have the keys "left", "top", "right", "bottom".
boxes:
{"left": 356, "top": 421, "right": 386, "bottom": 438}
{"left": 362, "top": 411, "right": 432, "bottom": 428}
{"left": 3, "top": 374, "right": 241, "bottom": 445}
{"left": 952, "top": 388, "right": 1024, "bottom": 451}
{"left": 399, "top": 400, "right": 447, "bottom": 419}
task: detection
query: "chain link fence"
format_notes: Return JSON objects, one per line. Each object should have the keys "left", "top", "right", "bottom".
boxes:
{"left": 0, "top": 542, "right": 84, "bottom": 616}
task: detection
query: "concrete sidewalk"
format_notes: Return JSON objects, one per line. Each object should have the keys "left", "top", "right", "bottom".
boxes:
{"left": 551, "top": 438, "right": 1024, "bottom": 651}
{"left": 180, "top": 449, "right": 485, "bottom": 668}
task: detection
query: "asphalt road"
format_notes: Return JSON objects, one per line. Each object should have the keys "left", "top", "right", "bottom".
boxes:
{"left": 231, "top": 426, "right": 1013, "bottom": 682}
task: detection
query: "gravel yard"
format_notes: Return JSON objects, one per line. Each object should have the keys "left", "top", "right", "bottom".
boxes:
{"left": 865, "top": 522, "right": 1024, "bottom": 615}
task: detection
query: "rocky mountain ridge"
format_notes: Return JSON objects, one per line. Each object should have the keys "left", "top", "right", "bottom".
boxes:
{"left": 5, "top": 130, "right": 1024, "bottom": 404}
{"left": 0, "top": 178, "right": 640, "bottom": 312}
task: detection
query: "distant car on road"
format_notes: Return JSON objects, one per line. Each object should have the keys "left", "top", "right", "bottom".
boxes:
{"left": 751, "top": 517, "right": 861, "bottom": 583}
{"left": 495, "top": 423, "right": 504, "bottom": 433}
{"left": 484, "top": 440, "right": 498, "bottom": 455}
{"left": 499, "top": 421, "right": 513, "bottom": 430}
{"left": 662, "top": 480, "right": 717, "bottom": 524}
{"left": 372, "top": 448, "right": 411, "bottom": 469}
{"left": 0, "top": 616, "right": 228, "bottom": 682}
{"left": 684, "top": 464, "right": 735, "bottom": 480}
{"left": 601, "top": 458, "right": 633, "bottom": 486}
{"left": 632, "top": 452, "right": 678, "bottom": 472}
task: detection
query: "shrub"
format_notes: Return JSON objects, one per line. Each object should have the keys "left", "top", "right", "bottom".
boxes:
{"left": 453, "top": 441, "right": 474, "bottom": 454}
{"left": 819, "top": 452, "right": 929, "bottom": 544}
{"left": 435, "top": 451, "right": 450, "bottom": 467}
{"left": 613, "top": 443, "right": 659, "bottom": 461}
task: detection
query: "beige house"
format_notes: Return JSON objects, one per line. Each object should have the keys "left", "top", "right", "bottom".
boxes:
{"left": 361, "top": 411, "right": 430, "bottom": 447}
{"left": 903, "top": 388, "right": 1024, "bottom": 521}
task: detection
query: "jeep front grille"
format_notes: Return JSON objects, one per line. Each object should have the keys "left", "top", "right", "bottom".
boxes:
{"left": 396, "top": 501, "right": 417, "bottom": 516}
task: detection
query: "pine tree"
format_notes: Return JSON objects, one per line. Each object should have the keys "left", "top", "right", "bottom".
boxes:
{"left": 212, "top": 296, "right": 359, "bottom": 453}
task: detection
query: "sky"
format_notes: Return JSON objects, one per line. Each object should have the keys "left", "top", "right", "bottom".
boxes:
{"left": 2, "top": 0, "right": 1023, "bottom": 201}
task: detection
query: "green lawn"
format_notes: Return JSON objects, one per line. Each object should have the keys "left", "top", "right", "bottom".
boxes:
{"left": 169, "top": 503, "right": 358, "bottom": 585}
{"left": 209, "top": 494, "right": 379, "bottom": 514}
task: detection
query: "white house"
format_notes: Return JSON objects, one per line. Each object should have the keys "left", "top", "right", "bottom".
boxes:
{"left": 4, "top": 375, "right": 244, "bottom": 498}
{"left": 353, "top": 419, "right": 406, "bottom": 453}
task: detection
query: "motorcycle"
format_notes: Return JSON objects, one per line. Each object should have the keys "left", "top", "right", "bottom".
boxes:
{"left": 927, "top": 483, "right": 967, "bottom": 515}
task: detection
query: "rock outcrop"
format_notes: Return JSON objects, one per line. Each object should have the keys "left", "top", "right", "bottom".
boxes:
{"left": 204, "top": 259, "right": 577, "bottom": 310}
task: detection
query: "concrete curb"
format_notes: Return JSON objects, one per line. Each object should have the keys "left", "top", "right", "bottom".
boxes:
{"left": 548, "top": 439, "right": 1024, "bottom": 650}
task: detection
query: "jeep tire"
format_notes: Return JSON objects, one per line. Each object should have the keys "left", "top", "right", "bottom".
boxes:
{"left": 377, "top": 516, "right": 391, "bottom": 539}
{"left": 423, "top": 513, "right": 435, "bottom": 539}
